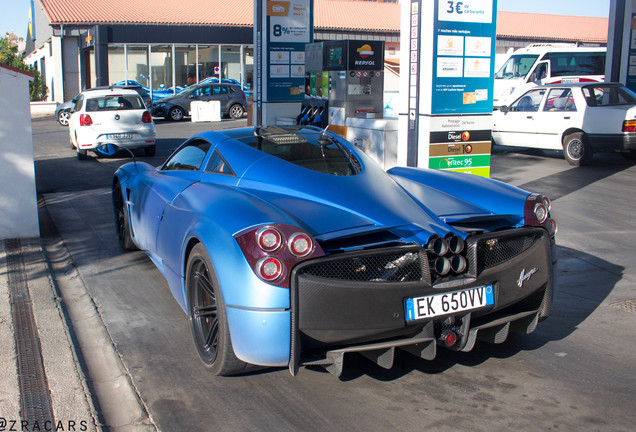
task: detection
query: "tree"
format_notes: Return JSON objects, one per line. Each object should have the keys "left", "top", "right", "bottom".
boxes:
{"left": 0, "top": 36, "right": 48, "bottom": 101}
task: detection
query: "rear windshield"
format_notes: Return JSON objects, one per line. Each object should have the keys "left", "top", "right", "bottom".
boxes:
{"left": 84, "top": 94, "right": 144, "bottom": 111}
{"left": 582, "top": 85, "right": 636, "bottom": 106}
{"left": 232, "top": 127, "right": 360, "bottom": 176}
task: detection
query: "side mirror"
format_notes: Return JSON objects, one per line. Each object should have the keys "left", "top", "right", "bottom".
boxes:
{"left": 499, "top": 105, "right": 509, "bottom": 113}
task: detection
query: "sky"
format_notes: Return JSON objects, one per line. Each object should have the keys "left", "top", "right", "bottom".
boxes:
{"left": 2, "top": 0, "right": 612, "bottom": 41}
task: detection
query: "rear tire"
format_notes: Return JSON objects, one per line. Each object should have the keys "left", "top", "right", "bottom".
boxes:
{"left": 229, "top": 104, "right": 244, "bottom": 119}
{"left": 77, "top": 149, "right": 88, "bottom": 160}
{"left": 621, "top": 151, "right": 636, "bottom": 160}
{"left": 186, "top": 244, "right": 247, "bottom": 376}
{"left": 113, "top": 182, "right": 137, "bottom": 251}
{"left": 563, "top": 132, "right": 592, "bottom": 166}
{"left": 144, "top": 145, "right": 156, "bottom": 157}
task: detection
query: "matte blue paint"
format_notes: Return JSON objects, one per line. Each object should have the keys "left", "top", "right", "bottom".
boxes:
{"left": 113, "top": 126, "right": 535, "bottom": 366}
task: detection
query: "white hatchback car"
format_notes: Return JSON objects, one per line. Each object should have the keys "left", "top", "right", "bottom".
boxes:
{"left": 492, "top": 83, "right": 636, "bottom": 166}
{"left": 69, "top": 88, "right": 156, "bottom": 160}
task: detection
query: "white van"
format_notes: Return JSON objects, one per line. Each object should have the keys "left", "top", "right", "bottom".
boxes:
{"left": 493, "top": 44, "right": 606, "bottom": 107}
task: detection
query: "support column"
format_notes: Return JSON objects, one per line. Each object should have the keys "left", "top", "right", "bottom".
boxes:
{"left": 93, "top": 25, "right": 109, "bottom": 87}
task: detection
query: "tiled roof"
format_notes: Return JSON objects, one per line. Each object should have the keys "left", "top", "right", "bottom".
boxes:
{"left": 38, "top": 0, "right": 608, "bottom": 43}
{"left": 39, "top": 0, "right": 401, "bottom": 30}
{"left": 39, "top": 0, "right": 254, "bottom": 26}
{"left": 497, "top": 11, "right": 608, "bottom": 43}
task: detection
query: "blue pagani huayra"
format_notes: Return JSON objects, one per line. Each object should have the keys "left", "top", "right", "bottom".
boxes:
{"left": 111, "top": 126, "right": 558, "bottom": 377}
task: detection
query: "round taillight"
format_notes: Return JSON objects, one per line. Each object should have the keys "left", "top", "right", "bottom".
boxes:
{"left": 289, "top": 233, "right": 312, "bottom": 257}
{"left": 442, "top": 330, "right": 457, "bottom": 347}
{"left": 547, "top": 218, "right": 558, "bottom": 236}
{"left": 541, "top": 196, "right": 551, "bottom": 212}
{"left": 257, "top": 227, "right": 282, "bottom": 252}
{"left": 257, "top": 257, "right": 282, "bottom": 281}
{"left": 534, "top": 203, "right": 549, "bottom": 224}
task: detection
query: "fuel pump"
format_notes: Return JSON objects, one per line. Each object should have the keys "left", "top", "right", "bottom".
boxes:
{"left": 302, "top": 40, "right": 397, "bottom": 168}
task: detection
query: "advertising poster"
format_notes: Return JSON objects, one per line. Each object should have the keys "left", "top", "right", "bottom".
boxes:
{"left": 431, "top": 0, "right": 497, "bottom": 114}
{"left": 426, "top": 0, "right": 496, "bottom": 178}
{"left": 266, "top": 0, "right": 313, "bottom": 101}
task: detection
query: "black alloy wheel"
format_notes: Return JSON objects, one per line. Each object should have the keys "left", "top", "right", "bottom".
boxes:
{"left": 186, "top": 244, "right": 246, "bottom": 375}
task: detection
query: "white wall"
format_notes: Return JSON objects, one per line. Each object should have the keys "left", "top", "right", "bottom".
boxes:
{"left": 0, "top": 66, "right": 40, "bottom": 239}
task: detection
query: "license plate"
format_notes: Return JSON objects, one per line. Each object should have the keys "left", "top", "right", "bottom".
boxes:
{"left": 108, "top": 133, "right": 132, "bottom": 139}
{"left": 404, "top": 284, "right": 494, "bottom": 321}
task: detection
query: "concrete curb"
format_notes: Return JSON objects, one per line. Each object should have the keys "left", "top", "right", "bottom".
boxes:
{"left": 38, "top": 202, "right": 158, "bottom": 432}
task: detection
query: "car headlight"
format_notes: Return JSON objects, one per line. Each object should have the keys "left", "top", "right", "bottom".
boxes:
{"left": 153, "top": 103, "right": 165, "bottom": 108}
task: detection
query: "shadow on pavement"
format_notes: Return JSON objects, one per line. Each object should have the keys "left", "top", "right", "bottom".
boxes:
{"left": 492, "top": 145, "right": 636, "bottom": 201}
{"left": 336, "top": 244, "right": 623, "bottom": 382}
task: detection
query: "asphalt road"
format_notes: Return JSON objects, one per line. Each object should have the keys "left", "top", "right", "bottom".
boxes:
{"left": 32, "top": 116, "right": 636, "bottom": 431}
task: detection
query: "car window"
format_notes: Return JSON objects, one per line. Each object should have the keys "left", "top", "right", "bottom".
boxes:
{"left": 192, "top": 86, "right": 212, "bottom": 97}
{"left": 213, "top": 86, "right": 229, "bottom": 95}
{"left": 543, "top": 88, "right": 576, "bottom": 112}
{"left": 74, "top": 95, "right": 84, "bottom": 112}
{"left": 162, "top": 140, "right": 211, "bottom": 171}
{"left": 204, "top": 150, "right": 235, "bottom": 176}
{"left": 84, "top": 95, "right": 144, "bottom": 111}
{"left": 582, "top": 85, "right": 636, "bottom": 106}
{"left": 234, "top": 128, "right": 360, "bottom": 176}
{"left": 510, "top": 89, "right": 546, "bottom": 112}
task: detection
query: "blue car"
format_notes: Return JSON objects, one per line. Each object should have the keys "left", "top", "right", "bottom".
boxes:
{"left": 111, "top": 126, "right": 557, "bottom": 376}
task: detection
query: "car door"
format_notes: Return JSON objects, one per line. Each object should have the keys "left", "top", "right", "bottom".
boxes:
{"left": 128, "top": 140, "right": 212, "bottom": 253}
{"left": 211, "top": 85, "right": 231, "bottom": 112}
{"left": 530, "top": 87, "right": 582, "bottom": 150}
{"left": 492, "top": 88, "right": 546, "bottom": 148}
{"left": 184, "top": 85, "right": 212, "bottom": 113}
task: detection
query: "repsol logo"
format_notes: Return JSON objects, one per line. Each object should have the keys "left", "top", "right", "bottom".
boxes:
{"left": 354, "top": 60, "right": 376, "bottom": 66}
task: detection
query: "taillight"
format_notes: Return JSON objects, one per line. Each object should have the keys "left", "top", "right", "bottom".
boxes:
{"left": 142, "top": 110, "right": 153, "bottom": 123}
{"left": 79, "top": 114, "right": 93, "bottom": 126}
{"left": 257, "top": 227, "right": 282, "bottom": 252}
{"left": 623, "top": 120, "right": 636, "bottom": 132}
{"left": 524, "top": 194, "right": 557, "bottom": 237}
{"left": 257, "top": 257, "right": 283, "bottom": 281}
{"left": 288, "top": 233, "right": 312, "bottom": 257}
{"left": 234, "top": 224, "right": 324, "bottom": 288}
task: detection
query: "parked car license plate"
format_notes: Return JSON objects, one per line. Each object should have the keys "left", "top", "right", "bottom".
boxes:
{"left": 404, "top": 284, "right": 494, "bottom": 321}
{"left": 108, "top": 133, "right": 132, "bottom": 139}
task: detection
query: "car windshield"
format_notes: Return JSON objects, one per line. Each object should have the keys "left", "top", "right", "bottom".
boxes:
{"left": 85, "top": 94, "right": 144, "bottom": 111}
{"left": 582, "top": 85, "right": 636, "bottom": 106}
{"left": 495, "top": 54, "right": 539, "bottom": 79}
{"left": 233, "top": 127, "right": 361, "bottom": 176}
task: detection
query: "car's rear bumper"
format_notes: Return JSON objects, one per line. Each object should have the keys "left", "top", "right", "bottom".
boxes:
{"left": 587, "top": 133, "right": 636, "bottom": 152}
{"left": 77, "top": 130, "right": 156, "bottom": 150}
{"left": 288, "top": 228, "right": 556, "bottom": 375}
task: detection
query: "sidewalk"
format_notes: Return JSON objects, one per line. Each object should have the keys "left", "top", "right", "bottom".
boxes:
{"left": 0, "top": 238, "right": 96, "bottom": 431}
{"left": 0, "top": 234, "right": 156, "bottom": 432}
